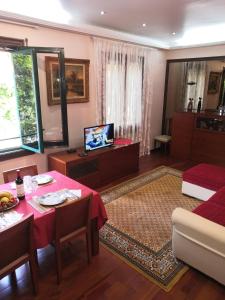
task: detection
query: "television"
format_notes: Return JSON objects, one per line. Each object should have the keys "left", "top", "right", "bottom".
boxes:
{"left": 84, "top": 123, "right": 114, "bottom": 152}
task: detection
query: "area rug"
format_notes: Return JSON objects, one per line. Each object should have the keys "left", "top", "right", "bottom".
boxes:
{"left": 99, "top": 166, "right": 201, "bottom": 291}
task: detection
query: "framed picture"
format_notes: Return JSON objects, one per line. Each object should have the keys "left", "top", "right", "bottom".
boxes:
{"left": 207, "top": 71, "right": 221, "bottom": 94}
{"left": 45, "top": 57, "right": 89, "bottom": 105}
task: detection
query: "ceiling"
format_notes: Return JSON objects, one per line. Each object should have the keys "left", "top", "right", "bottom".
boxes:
{"left": 0, "top": 0, "right": 225, "bottom": 49}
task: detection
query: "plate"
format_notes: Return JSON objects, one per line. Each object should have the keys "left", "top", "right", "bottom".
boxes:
{"left": 0, "top": 198, "right": 19, "bottom": 212}
{"left": 33, "top": 175, "right": 53, "bottom": 185}
{"left": 38, "top": 193, "right": 66, "bottom": 206}
{"left": 37, "top": 189, "right": 79, "bottom": 206}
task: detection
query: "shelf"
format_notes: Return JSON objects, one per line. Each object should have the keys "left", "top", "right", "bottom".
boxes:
{"left": 196, "top": 116, "right": 225, "bottom": 133}
{"left": 68, "top": 158, "right": 99, "bottom": 179}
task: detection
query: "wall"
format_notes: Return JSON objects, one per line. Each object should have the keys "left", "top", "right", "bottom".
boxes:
{"left": 149, "top": 49, "right": 167, "bottom": 148}
{"left": 166, "top": 44, "right": 225, "bottom": 60}
{"left": 0, "top": 23, "right": 167, "bottom": 183}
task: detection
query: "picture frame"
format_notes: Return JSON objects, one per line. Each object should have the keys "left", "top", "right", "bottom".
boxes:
{"left": 207, "top": 71, "right": 221, "bottom": 94}
{"left": 45, "top": 57, "right": 89, "bottom": 105}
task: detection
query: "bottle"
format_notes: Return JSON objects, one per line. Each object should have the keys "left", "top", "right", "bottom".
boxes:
{"left": 187, "top": 98, "right": 193, "bottom": 112}
{"left": 197, "top": 97, "right": 202, "bottom": 113}
{"left": 15, "top": 169, "right": 25, "bottom": 200}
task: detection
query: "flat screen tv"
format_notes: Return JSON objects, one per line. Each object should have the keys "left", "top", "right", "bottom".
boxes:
{"left": 84, "top": 123, "right": 114, "bottom": 152}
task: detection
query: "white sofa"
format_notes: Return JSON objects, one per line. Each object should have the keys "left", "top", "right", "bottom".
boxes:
{"left": 172, "top": 207, "right": 225, "bottom": 286}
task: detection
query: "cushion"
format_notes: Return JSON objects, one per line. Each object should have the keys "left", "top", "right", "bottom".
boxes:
{"left": 193, "top": 201, "right": 225, "bottom": 227}
{"left": 207, "top": 186, "right": 225, "bottom": 206}
{"left": 154, "top": 135, "right": 171, "bottom": 143}
{"left": 183, "top": 163, "right": 225, "bottom": 191}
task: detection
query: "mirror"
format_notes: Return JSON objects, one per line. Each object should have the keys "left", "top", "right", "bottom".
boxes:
{"left": 164, "top": 57, "right": 225, "bottom": 123}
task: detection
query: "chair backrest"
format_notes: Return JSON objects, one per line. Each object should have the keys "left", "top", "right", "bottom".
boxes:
{"left": 0, "top": 214, "right": 34, "bottom": 276}
{"left": 55, "top": 193, "right": 93, "bottom": 240}
{"left": 3, "top": 165, "right": 38, "bottom": 183}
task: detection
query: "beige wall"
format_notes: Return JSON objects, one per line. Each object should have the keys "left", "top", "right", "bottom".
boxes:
{"left": 0, "top": 23, "right": 167, "bottom": 183}
{"left": 150, "top": 49, "right": 166, "bottom": 147}
{"left": 166, "top": 44, "right": 225, "bottom": 60}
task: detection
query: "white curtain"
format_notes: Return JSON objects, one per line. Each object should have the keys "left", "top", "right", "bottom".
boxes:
{"left": 184, "top": 61, "right": 207, "bottom": 110}
{"left": 93, "top": 37, "right": 153, "bottom": 155}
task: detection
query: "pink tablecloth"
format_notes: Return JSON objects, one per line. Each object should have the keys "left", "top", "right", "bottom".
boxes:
{"left": 1, "top": 171, "right": 107, "bottom": 248}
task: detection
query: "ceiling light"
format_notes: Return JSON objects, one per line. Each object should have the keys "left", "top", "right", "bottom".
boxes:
{"left": 142, "top": 23, "right": 146, "bottom": 27}
{"left": 100, "top": 11, "right": 106, "bottom": 15}
{"left": 176, "top": 23, "right": 225, "bottom": 46}
{"left": 172, "top": 32, "right": 176, "bottom": 35}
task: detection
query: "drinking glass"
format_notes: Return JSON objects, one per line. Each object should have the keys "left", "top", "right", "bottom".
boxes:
{"left": 24, "top": 176, "right": 38, "bottom": 194}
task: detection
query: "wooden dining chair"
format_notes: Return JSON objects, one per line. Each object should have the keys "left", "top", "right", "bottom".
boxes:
{"left": 0, "top": 214, "right": 38, "bottom": 294}
{"left": 3, "top": 165, "right": 38, "bottom": 183}
{"left": 54, "top": 193, "right": 93, "bottom": 284}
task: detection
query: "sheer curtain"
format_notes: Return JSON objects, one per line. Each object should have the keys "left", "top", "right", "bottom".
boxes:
{"left": 184, "top": 61, "right": 207, "bottom": 110}
{"left": 93, "top": 38, "right": 153, "bottom": 155}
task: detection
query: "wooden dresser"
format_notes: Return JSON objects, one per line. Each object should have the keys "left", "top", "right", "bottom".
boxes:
{"left": 48, "top": 142, "right": 140, "bottom": 189}
{"left": 171, "top": 112, "right": 225, "bottom": 165}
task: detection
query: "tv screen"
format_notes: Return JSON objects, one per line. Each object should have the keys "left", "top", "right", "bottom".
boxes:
{"left": 84, "top": 123, "right": 114, "bottom": 151}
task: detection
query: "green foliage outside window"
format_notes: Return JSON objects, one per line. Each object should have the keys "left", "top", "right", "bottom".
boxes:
{"left": 12, "top": 53, "right": 37, "bottom": 145}
{"left": 0, "top": 85, "right": 13, "bottom": 121}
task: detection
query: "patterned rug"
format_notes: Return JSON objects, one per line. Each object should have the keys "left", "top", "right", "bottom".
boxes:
{"left": 100, "top": 166, "right": 201, "bottom": 291}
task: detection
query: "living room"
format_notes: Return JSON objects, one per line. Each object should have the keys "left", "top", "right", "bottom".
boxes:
{"left": 0, "top": 1, "right": 225, "bottom": 299}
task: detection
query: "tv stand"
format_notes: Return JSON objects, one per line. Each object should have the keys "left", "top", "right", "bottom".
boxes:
{"left": 48, "top": 142, "right": 140, "bottom": 188}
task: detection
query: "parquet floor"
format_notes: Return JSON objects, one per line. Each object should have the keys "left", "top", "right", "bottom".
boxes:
{"left": 1, "top": 152, "right": 225, "bottom": 300}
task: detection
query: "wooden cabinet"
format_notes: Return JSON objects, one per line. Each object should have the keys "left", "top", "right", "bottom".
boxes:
{"left": 171, "top": 112, "right": 225, "bottom": 165}
{"left": 48, "top": 142, "right": 140, "bottom": 188}
{"left": 170, "top": 112, "right": 195, "bottom": 160}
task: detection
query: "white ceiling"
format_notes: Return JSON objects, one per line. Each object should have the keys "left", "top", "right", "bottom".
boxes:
{"left": 1, "top": 0, "right": 225, "bottom": 49}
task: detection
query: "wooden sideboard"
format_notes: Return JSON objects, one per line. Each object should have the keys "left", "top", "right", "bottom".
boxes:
{"left": 48, "top": 142, "right": 140, "bottom": 189}
{"left": 171, "top": 112, "right": 225, "bottom": 165}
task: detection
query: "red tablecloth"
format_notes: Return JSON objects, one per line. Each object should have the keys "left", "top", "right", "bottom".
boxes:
{"left": 0, "top": 171, "right": 107, "bottom": 249}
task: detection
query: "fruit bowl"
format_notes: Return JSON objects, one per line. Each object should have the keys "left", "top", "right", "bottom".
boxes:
{"left": 0, "top": 191, "right": 19, "bottom": 212}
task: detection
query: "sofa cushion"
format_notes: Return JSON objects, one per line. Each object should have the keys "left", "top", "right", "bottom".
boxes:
{"left": 183, "top": 163, "right": 225, "bottom": 191}
{"left": 193, "top": 201, "right": 225, "bottom": 227}
{"left": 207, "top": 186, "right": 225, "bottom": 206}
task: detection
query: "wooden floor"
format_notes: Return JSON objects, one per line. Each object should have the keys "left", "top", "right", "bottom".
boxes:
{"left": 1, "top": 152, "right": 225, "bottom": 300}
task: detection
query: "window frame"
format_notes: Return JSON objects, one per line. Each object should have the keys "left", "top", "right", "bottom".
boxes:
{"left": 0, "top": 38, "right": 69, "bottom": 161}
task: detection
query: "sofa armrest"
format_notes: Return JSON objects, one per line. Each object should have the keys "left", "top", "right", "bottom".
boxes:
{"left": 172, "top": 207, "right": 225, "bottom": 258}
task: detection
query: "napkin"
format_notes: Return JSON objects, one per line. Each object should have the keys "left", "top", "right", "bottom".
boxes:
{"left": 0, "top": 211, "right": 24, "bottom": 230}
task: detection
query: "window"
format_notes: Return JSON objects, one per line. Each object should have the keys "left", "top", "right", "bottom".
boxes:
{"left": 0, "top": 38, "right": 68, "bottom": 157}
{"left": 105, "top": 54, "right": 143, "bottom": 135}
{"left": 94, "top": 38, "right": 153, "bottom": 155}
{"left": 0, "top": 52, "right": 21, "bottom": 151}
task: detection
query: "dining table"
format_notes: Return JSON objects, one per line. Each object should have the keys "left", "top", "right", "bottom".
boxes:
{"left": 0, "top": 170, "right": 108, "bottom": 255}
